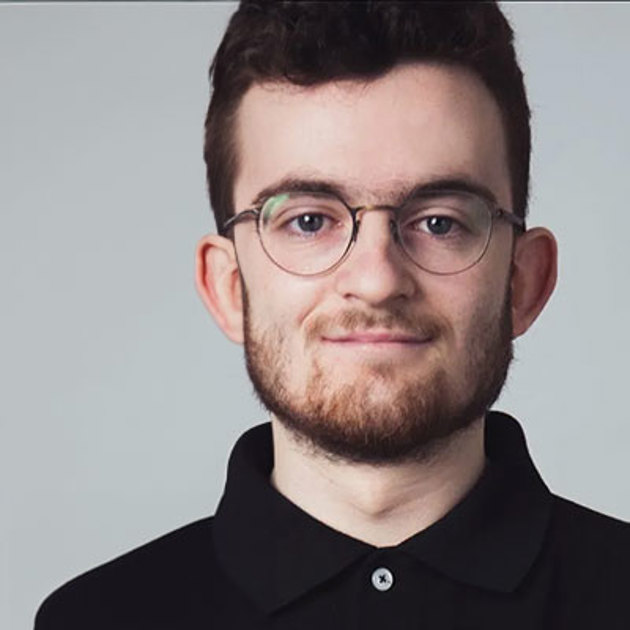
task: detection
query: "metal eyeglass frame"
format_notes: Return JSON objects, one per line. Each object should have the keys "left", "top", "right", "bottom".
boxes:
{"left": 221, "top": 189, "right": 526, "bottom": 277}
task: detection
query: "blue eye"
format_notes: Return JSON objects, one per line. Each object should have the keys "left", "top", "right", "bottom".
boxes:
{"left": 425, "top": 216, "right": 454, "bottom": 235}
{"left": 295, "top": 214, "right": 325, "bottom": 233}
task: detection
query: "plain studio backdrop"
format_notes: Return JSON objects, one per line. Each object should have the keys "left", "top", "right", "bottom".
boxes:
{"left": 2, "top": 2, "right": 629, "bottom": 628}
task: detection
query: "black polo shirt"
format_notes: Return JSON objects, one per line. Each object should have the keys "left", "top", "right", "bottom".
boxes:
{"left": 35, "top": 412, "right": 630, "bottom": 629}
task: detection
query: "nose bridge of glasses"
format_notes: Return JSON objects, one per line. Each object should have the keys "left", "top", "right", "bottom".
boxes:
{"left": 353, "top": 204, "right": 401, "bottom": 243}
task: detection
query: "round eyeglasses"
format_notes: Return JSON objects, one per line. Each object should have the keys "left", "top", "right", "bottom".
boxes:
{"left": 222, "top": 189, "right": 525, "bottom": 276}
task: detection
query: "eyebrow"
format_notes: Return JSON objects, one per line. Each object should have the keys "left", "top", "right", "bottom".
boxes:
{"left": 248, "top": 174, "right": 501, "bottom": 209}
{"left": 249, "top": 177, "right": 354, "bottom": 208}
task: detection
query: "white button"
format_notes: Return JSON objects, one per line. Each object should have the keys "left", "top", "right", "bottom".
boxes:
{"left": 371, "top": 567, "right": 394, "bottom": 592}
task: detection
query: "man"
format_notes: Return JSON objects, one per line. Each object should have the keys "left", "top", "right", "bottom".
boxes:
{"left": 35, "top": 1, "right": 630, "bottom": 629}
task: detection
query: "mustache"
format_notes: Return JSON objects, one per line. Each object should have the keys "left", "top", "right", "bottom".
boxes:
{"left": 305, "top": 309, "right": 445, "bottom": 343}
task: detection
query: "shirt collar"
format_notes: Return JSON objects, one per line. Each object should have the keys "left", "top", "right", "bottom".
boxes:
{"left": 213, "top": 412, "right": 553, "bottom": 613}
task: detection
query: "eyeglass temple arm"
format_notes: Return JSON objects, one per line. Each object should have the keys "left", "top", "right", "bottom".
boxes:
{"left": 221, "top": 208, "right": 260, "bottom": 235}
{"left": 496, "top": 208, "right": 526, "bottom": 232}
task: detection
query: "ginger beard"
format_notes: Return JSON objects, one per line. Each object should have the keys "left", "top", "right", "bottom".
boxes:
{"left": 242, "top": 281, "right": 514, "bottom": 465}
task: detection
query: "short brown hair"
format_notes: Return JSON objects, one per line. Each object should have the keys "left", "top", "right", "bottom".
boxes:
{"left": 204, "top": 1, "right": 530, "bottom": 235}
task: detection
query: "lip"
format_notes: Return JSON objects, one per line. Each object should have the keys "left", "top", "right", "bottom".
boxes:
{"left": 322, "top": 331, "right": 431, "bottom": 344}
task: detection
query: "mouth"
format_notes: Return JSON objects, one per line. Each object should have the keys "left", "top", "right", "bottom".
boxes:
{"left": 321, "top": 331, "right": 433, "bottom": 345}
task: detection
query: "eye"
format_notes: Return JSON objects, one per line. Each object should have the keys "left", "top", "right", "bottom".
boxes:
{"left": 261, "top": 193, "right": 348, "bottom": 241}
{"left": 401, "top": 193, "right": 480, "bottom": 240}
{"left": 292, "top": 213, "right": 326, "bottom": 233}
{"left": 409, "top": 214, "right": 466, "bottom": 237}
{"left": 422, "top": 215, "right": 454, "bottom": 235}
{"left": 282, "top": 210, "right": 345, "bottom": 238}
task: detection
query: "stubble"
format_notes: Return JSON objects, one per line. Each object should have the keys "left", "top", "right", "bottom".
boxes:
{"left": 243, "top": 283, "right": 513, "bottom": 465}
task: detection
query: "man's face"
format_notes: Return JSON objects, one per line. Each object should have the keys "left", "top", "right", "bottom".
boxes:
{"left": 231, "top": 64, "right": 516, "bottom": 463}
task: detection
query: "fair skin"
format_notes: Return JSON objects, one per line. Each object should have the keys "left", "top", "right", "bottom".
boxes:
{"left": 196, "top": 63, "right": 557, "bottom": 546}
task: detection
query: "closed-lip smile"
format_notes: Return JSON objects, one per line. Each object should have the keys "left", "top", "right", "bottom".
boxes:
{"left": 322, "top": 331, "right": 431, "bottom": 344}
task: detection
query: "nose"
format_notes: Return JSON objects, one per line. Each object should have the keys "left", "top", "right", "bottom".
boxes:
{"left": 333, "top": 209, "right": 418, "bottom": 306}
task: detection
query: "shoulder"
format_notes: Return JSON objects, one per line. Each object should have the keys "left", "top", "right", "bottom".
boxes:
{"left": 35, "top": 517, "right": 218, "bottom": 630}
{"left": 550, "top": 495, "right": 630, "bottom": 548}
{"left": 547, "top": 495, "right": 630, "bottom": 586}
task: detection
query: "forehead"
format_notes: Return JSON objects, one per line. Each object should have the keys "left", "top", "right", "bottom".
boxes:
{"left": 234, "top": 63, "right": 511, "bottom": 209}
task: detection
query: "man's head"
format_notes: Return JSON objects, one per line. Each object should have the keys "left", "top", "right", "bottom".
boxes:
{"left": 196, "top": 1, "right": 557, "bottom": 464}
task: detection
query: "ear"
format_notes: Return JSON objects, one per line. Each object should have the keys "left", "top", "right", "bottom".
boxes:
{"left": 511, "top": 227, "right": 558, "bottom": 339}
{"left": 195, "top": 234, "right": 244, "bottom": 344}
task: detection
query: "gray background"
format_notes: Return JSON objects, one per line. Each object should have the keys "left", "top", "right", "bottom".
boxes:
{"left": 2, "top": 2, "right": 629, "bottom": 628}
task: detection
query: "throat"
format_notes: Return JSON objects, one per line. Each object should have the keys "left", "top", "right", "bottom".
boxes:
{"left": 270, "top": 416, "right": 486, "bottom": 547}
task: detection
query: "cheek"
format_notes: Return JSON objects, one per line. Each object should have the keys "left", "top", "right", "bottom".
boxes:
{"left": 430, "top": 266, "right": 509, "bottom": 349}
{"left": 456, "top": 231, "right": 513, "bottom": 324}
{"left": 237, "top": 234, "right": 324, "bottom": 336}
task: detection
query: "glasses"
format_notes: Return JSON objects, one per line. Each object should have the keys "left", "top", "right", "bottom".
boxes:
{"left": 222, "top": 189, "right": 525, "bottom": 276}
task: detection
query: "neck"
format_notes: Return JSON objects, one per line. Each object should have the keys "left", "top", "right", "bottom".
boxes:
{"left": 270, "top": 417, "right": 487, "bottom": 547}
